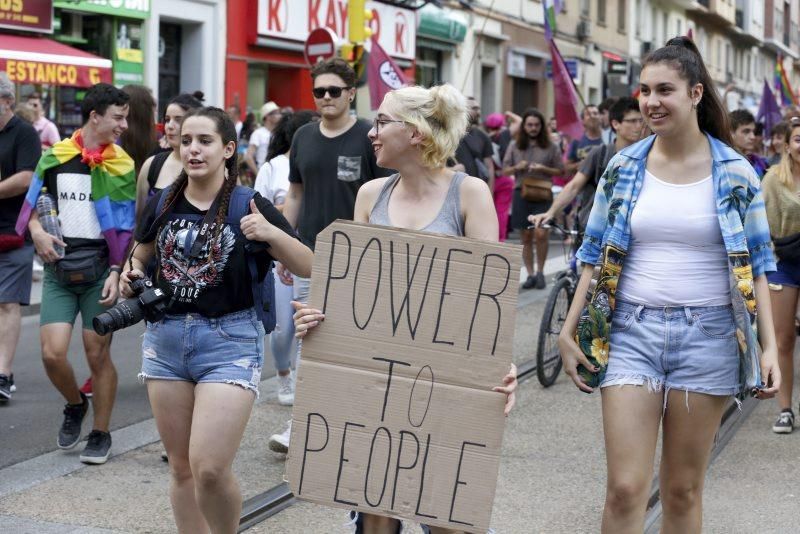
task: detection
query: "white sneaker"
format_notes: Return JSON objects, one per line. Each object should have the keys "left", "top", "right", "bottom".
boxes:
{"left": 277, "top": 372, "right": 295, "bottom": 406}
{"left": 268, "top": 421, "right": 291, "bottom": 453}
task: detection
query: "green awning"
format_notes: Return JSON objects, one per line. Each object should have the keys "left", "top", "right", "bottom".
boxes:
{"left": 417, "top": 5, "right": 467, "bottom": 44}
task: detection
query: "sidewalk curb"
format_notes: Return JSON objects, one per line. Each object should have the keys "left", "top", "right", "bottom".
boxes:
{"left": 0, "top": 374, "right": 283, "bottom": 501}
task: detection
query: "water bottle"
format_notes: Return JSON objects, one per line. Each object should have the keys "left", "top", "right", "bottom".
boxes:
{"left": 35, "top": 187, "right": 65, "bottom": 259}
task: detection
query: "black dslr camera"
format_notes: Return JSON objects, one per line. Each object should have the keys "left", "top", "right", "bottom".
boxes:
{"left": 93, "top": 278, "right": 169, "bottom": 335}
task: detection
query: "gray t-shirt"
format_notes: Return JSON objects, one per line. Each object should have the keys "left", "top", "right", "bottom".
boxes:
{"left": 502, "top": 141, "right": 562, "bottom": 189}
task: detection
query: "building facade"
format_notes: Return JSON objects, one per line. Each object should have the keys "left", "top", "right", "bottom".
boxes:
{"left": 226, "top": 0, "right": 417, "bottom": 118}
{"left": 145, "top": 0, "right": 226, "bottom": 116}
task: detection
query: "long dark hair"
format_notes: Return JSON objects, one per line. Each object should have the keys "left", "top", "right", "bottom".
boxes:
{"left": 266, "top": 110, "right": 319, "bottom": 162}
{"left": 642, "top": 36, "right": 732, "bottom": 146}
{"left": 516, "top": 108, "right": 551, "bottom": 151}
{"left": 157, "top": 107, "right": 239, "bottom": 248}
{"left": 119, "top": 84, "right": 156, "bottom": 174}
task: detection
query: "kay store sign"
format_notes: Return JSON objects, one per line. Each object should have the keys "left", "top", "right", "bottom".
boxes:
{"left": 257, "top": 0, "right": 416, "bottom": 61}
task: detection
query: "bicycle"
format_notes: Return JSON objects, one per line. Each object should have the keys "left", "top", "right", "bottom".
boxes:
{"left": 532, "top": 221, "right": 581, "bottom": 387}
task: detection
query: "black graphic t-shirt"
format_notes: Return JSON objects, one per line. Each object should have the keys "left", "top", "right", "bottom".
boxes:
{"left": 288, "top": 119, "right": 391, "bottom": 249}
{"left": 135, "top": 191, "right": 295, "bottom": 317}
{"left": 42, "top": 155, "right": 108, "bottom": 258}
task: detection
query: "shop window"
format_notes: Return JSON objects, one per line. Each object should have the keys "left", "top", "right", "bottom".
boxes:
{"left": 512, "top": 78, "right": 538, "bottom": 115}
{"left": 415, "top": 47, "right": 443, "bottom": 87}
{"left": 159, "top": 23, "right": 182, "bottom": 119}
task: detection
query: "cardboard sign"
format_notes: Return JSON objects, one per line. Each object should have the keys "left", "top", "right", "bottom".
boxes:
{"left": 286, "top": 221, "right": 522, "bottom": 533}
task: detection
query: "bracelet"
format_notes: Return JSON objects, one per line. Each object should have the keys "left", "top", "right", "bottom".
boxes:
{"left": 109, "top": 266, "right": 122, "bottom": 274}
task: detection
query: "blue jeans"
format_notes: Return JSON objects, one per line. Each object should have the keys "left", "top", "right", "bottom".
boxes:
{"left": 292, "top": 275, "right": 311, "bottom": 368}
{"left": 269, "top": 274, "right": 297, "bottom": 372}
{"left": 602, "top": 299, "right": 740, "bottom": 399}
{"left": 139, "top": 309, "right": 265, "bottom": 397}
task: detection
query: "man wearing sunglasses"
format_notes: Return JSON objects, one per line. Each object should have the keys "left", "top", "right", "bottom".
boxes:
{"left": 269, "top": 58, "right": 391, "bottom": 454}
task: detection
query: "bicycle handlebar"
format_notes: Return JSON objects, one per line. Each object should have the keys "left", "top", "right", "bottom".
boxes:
{"left": 528, "top": 220, "right": 580, "bottom": 236}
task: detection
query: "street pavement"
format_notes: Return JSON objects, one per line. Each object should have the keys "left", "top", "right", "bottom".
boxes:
{"left": 1, "top": 244, "right": 799, "bottom": 532}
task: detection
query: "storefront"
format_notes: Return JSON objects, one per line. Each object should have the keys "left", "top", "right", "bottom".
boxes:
{"left": 146, "top": 0, "right": 225, "bottom": 116}
{"left": 26, "top": 1, "right": 147, "bottom": 133}
{"left": 0, "top": 1, "right": 122, "bottom": 136}
{"left": 414, "top": 4, "right": 466, "bottom": 88}
{"left": 500, "top": 22, "right": 550, "bottom": 114}
{"left": 228, "top": 0, "right": 416, "bottom": 115}
{"left": 53, "top": 0, "right": 149, "bottom": 87}
{"left": 601, "top": 50, "right": 632, "bottom": 99}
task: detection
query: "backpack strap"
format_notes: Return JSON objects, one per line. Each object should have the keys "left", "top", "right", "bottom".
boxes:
{"left": 227, "top": 186, "right": 276, "bottom": 333}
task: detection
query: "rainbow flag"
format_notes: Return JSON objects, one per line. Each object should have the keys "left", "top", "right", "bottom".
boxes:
{"left": 16, "top": 130, "right": 136, "bottom": 266}
{"left": 543, "top": 0, "right": 563, "bottom": 40}
{"left": 775, "top": 55, "right": 798, "bottom": 107}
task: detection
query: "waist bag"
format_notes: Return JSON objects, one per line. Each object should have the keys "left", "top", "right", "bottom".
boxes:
{"left": 54, "top": 248, "right": 109, "bottom": 285}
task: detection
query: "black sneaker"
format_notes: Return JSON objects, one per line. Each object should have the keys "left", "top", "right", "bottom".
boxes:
{"left": 9, "top": 373, "right": 15, "bottom": 393}
{"left": 535, "top": 272, "right": 546, "bottom": 289}
{"left": 521, "top": 275, "right": 536, "bottom": 290}
{"left": 58, "top": 393, "right": 88, "bottom": 449}
{"left": 0, "top": 374, "right": 10, "bottom": 402}
{"left": 773, "top": 409, "right": 794, "bottom": 434}
{"left": 80, "top": 430, "right": 112, "bottom": 464}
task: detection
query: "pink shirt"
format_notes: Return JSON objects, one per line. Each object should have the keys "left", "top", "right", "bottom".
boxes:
{"left": 33, "top": 117, "right": 60, "bottom": 149}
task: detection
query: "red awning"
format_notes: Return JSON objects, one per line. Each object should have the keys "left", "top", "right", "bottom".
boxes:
{"left": 0, "top": 34, "right": 112, "bottom": 88}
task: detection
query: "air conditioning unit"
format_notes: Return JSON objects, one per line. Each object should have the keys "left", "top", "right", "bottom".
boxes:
{"left": 641, "top": 41, "right": 653, "bottom": 57}
{"left": 577, "top": 20, "right": 592, "bottom": 41}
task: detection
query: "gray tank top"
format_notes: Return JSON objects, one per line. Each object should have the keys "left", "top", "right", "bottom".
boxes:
{"left": 369, "top": 172, "right": 465, "bottom": 236}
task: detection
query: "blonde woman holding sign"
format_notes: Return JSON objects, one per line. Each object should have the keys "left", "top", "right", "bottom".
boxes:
{"left": 292, "top": 84, "right": 518, "bottom": 533}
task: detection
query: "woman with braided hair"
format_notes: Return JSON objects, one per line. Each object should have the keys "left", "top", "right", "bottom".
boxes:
{"left": 120, "top": 106, "right": 312, "bottom": 533}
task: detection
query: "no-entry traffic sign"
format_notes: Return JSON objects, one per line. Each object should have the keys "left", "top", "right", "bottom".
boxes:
{"left": 304, "top": 27, "right": 338, "bottom": 66}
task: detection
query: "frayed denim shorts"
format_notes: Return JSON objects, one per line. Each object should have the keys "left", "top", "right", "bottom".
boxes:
{"left": 139, "top": 309, "right": 265, "bottom": 396}
{"left": 601, "top": 299, "right": 740, "bottom": 398}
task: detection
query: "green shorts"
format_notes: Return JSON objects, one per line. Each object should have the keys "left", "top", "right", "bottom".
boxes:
{"left": 40, "top": 267, "right": 112, "bottom": 331}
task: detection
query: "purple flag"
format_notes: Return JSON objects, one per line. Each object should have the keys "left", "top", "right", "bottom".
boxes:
{"left": 367, "top": 37, "right": 409, "bottom": 111}
{"left": 548, "top": 39, "right": 583, "bottom": 140}
{"left": 756, "top": 79, "right": 782, "bottom": 139}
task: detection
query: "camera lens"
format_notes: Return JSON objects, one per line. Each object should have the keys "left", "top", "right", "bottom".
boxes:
{"left": 93, "top": 298, "right": 146, "bottom": 335}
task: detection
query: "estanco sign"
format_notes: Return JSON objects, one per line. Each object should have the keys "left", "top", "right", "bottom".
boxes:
{"left": 257, "top": 0, "right": 416, "bottom": 61}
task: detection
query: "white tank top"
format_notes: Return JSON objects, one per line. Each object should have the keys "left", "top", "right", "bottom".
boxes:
{"left": 615, "top": 170, "right": 731, "bottom": 306}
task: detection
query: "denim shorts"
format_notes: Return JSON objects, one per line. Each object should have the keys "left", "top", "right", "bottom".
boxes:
{"left": 139, "top": 309, "right": 265, "bottom": 396}
{"left": 766, "top": 259, "right": 800, "bottom": 288}
{"left": 601, "top": 299, "right": 740, "bottom": 399}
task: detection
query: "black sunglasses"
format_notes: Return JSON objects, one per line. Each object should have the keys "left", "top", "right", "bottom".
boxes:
{"left": 312, "top": 85, "right": 350, "bottom": 99}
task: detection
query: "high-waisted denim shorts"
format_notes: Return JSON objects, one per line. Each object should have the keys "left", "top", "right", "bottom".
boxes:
{"left": 139, "top": 309, "right": 265, "bottom": 396}
{"left": 601, "top": 299, "right": 740, "bottom": 399}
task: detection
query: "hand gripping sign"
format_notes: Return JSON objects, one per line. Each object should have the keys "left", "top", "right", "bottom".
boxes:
{"left": 286, "top": 221, "right": 522, "bottom": 533}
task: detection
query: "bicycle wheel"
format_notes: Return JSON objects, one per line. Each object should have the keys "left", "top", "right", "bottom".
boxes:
{"left": 536, "top": 275, "right": 572, "bottom": 387}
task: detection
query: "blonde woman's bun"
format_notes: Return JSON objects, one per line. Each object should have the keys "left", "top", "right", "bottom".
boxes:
{"left": 385, "top": 84, "right": 470, "bottom": 168}
{"left": 429, "top": 84, "right": 469, "bottom": 136}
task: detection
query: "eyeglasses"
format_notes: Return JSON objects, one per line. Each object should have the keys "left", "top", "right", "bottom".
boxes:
{"left": 312, "top": 86, "right": 351, "bottom": 99}
{"left": 372, "top": 117, "right": 406, "bottom": 133}
{"left": 621, "top": 117, "right": 645, "bottom": 125}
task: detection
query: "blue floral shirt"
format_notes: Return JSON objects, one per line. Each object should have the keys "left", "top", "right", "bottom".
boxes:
{"left": 573, "top": 133, "right": 776, "bottom": 397}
